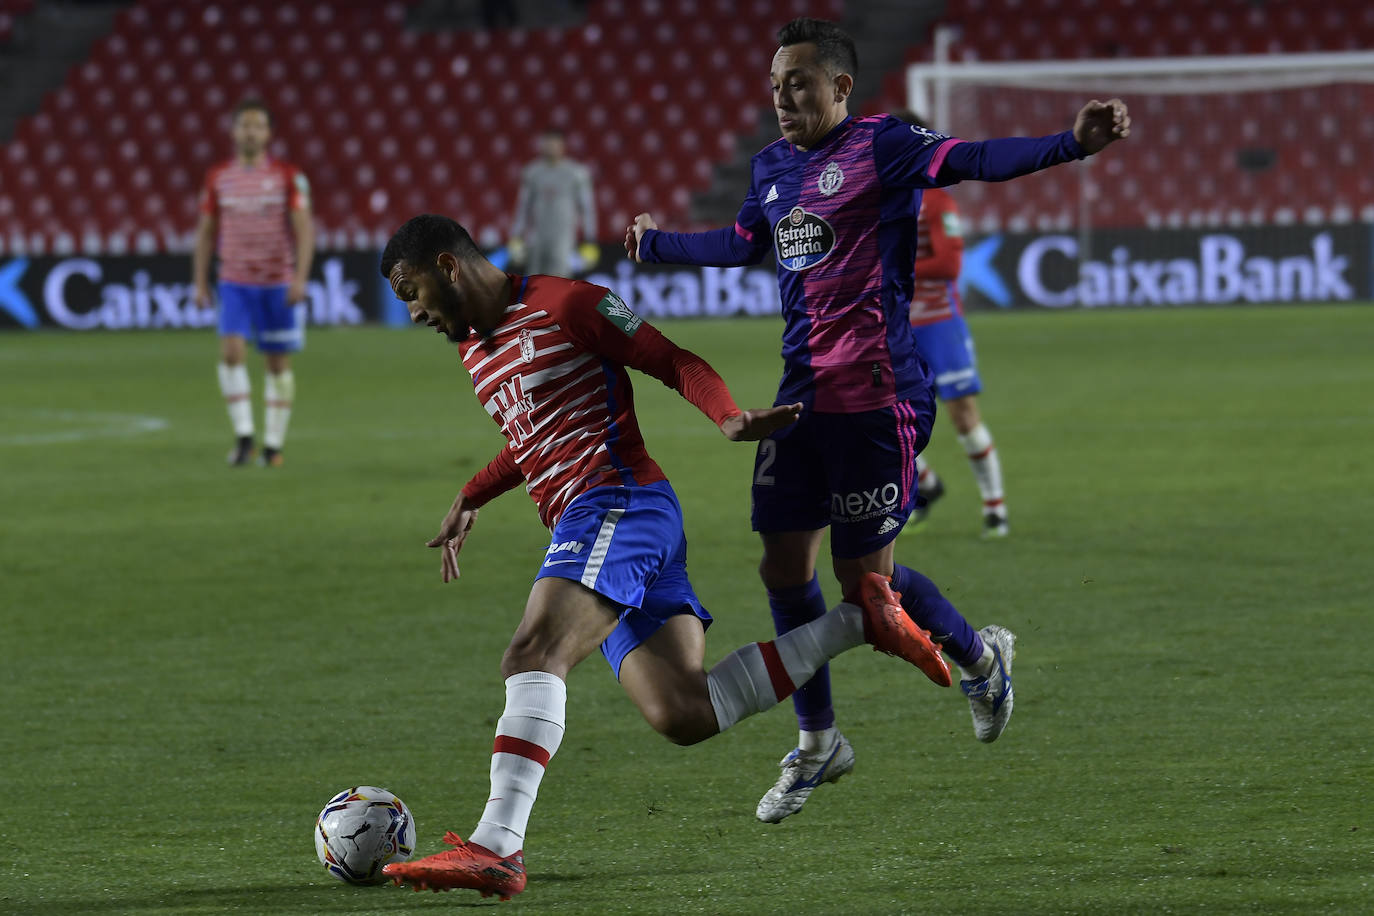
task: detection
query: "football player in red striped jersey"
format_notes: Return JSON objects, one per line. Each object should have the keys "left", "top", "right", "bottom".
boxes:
{"left": 894, "top": 110, "right": 1008, "bottom": 538}
{"left": 374, "top": 214, "right": 950, "bottom": 899}
{"left": 192, "top": 97, "right": 314, "bottom": 467}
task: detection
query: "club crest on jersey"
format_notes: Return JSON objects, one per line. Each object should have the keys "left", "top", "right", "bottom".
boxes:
{"left": 775, "top": 207, "right": 835, "bottom": 272}
{"left": 518, "top": 329, "right": 536, "bottom": 363}
{"left": 818, "top": 161, "right": 844, "bottom": 196}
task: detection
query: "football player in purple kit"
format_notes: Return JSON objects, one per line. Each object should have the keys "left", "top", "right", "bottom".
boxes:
{"left": 625, "top": 17, "right": 1129, "bottom": 822}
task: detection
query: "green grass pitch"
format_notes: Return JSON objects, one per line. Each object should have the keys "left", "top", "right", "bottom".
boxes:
{"left": 2, "top": 304, "right": 1371, "bottom": 914}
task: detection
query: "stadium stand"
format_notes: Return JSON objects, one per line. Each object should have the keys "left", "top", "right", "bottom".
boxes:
{"left": 0, "top": 0, "right": 840, "bottom": 255}
{"left": 3, "top": 0, "right": 1367, "bottom": 252}
{"left": 865, "top": 0, "right": 1374, "bottom": 231}
{"left": 0, "top": 0, "right": 36, "bottom": 47}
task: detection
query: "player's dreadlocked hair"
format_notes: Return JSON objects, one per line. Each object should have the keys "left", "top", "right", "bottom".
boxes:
{"left": 777, "top": 18, "right": 858, "bottom": 79}
{"left": 379, "top": 214, "right": 482, "bottom": 278}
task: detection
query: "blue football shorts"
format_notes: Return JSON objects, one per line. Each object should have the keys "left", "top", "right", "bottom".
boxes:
{"left": 534, "top": 480, "right": 712, "bottom": 678}
{"left": 218, "top": 281, "right": 305, "bottom": 353}
{"left": 911, "top": 313, "right": 982, "bottom": 401}
{"left": 750, "top": 391, "right": 937, "bottom": 559}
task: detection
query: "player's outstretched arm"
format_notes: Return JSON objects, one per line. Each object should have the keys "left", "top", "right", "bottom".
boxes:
{"left": 569, "top": 284, "right": 796, "bottom": 440}
{"left": 426, "top": 491, "right": 479, "bottom": 583}
{"left": 625, "top": 211, "right": 768, "bottom": 268}
{"left": 425, "top": 445, "right": 523, "bottom": 583}
{"left": 624, "top": 212, "right": 658, "bottom": 263}
{"left": 1073, "top": 98, "right": 1131, "bottom": 154}
{"left": 719, "top": 404, "right": 804, "bottom": 441}
{"left": 908, "top": 100, "right": 1130, "bottom": 189}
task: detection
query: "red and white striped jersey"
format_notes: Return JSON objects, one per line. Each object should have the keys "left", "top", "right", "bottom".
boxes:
{"left": 909, "top": 187, "right": 965, "bottom": 327}
{"left": 199, "top": 157, "right": 310, "bottom": 286}
{"left": 459, "top": 275, "right": 738, "bottom": 529}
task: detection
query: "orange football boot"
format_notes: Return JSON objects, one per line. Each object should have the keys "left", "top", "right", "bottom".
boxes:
{"left": 383, "top": 832, "right": 526, "bottom": 900}
{"left": 850, "top": 571, "right": 952, "bottom": 687}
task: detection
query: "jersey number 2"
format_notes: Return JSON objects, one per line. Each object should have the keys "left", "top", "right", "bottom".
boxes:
{"left": 754, "top": 438, "right": 777, "bottom": 487}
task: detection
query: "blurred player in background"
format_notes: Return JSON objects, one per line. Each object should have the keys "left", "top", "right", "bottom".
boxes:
{"left": 509, "top": 129, "right": 598, "bottom": 278}
{"left": 627, "top": 17, "right": 1129, "bottom": 821}
{"left": 193, "top": 97, "right": 314, "bottom": 467}
{"left": 893, "top": 109, "right": 1008, "bottom": 538}
{"left": 376, "top": 214, "right": 948, "bottom": 900}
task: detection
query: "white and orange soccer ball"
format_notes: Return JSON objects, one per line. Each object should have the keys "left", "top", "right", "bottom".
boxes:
{"left": 313, "top": 786, "right": 416, "bottom": 885}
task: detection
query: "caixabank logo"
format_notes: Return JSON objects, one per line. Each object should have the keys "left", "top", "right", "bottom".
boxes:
{"left": 774, "top": 206, "right": 835, "bottom": 272}
{"left": 958, "top": 224, "right": 1372, "bottom": 308}
{"left": 0, "top": 258, "right": 39, "bottom": 328}
{"left": 0, "top": 255, "right": 376, "bottom": 330}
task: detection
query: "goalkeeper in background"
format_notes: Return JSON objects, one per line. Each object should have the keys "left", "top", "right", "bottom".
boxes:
{"left": 894, "top": 110, "right": 1008, "bottom": 538}
{"left": 509, "top": 129, "right": 599, "bottom": 277}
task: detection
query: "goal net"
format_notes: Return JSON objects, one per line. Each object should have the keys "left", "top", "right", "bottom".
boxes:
{"left": 906, "top": 38, "right": 1374, "bottom": 307}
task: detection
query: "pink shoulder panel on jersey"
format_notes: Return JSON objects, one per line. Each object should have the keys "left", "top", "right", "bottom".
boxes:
{"left": 926, "top": 138, "right": 965, "bottom": 182}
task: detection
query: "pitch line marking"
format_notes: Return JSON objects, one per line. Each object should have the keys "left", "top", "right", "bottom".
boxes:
{"left": 0, "top": 409, "right": 170, "bottom": 445}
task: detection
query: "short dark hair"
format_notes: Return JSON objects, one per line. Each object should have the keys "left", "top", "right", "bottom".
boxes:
{"left": 232, "top": 96, "right": 272, "bottom": 126}
{"left": 379, "top": 214, "right": 481, "bottom": 279}
{"left": 777, "top": 18, "right": 858, "bottom": 78}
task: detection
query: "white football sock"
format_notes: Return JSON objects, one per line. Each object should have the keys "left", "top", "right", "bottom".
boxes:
{"left": 469, "top": 671, "right": 566, "bottom": 858}
{"left": 958, "top": 641, "right": 996, "bottom": 680}
{"left": 263, "top": 370, "right": 294, "bottom": 450}
{"left": 915, "top": 453, "right": 940, "bottom": 493}
{"left": 217, "top": 363, "right": 253, "bottom": 437}
{"left": 798, "top": 726, "right": 837, "bottom": 754}
{"left": 957, "top": 423, "right": 1005, "bottom": 517}
{"left": 706, "top": 603, "right": 863, "bottom": 732}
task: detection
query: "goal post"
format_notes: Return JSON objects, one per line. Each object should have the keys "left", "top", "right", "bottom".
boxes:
{"left": 904, "top": 33, "right": 1374, "bottom": 308}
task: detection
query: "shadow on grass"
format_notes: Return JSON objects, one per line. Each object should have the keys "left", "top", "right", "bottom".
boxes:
{"left": 22, "top": 873, "right": 588, "bottom": 913}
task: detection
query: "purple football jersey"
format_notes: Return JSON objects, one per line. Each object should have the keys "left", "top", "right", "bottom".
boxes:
{"left": 639, "top": 114, "right": 1085, "bottom": 414}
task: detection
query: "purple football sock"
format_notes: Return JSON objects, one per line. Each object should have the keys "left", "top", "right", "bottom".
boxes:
{"left": 767, "top": 575, "right": 834, "bottom": 731}
{"left": 890, "top": 563, "right": 985, "bottom": 669}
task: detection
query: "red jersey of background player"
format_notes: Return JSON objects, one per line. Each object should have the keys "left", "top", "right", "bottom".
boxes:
{"left": 908, "top": 188, "right": 965, "bottom": 327}
{"left": 458, "top": 274, "right": 740, "bottom": 529}
{"left": 199, "top": 157, "right": 309, "bottom": 286}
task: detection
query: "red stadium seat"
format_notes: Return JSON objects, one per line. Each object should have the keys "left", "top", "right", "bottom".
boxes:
{"left": 5, "top": 0, "right": 1370, "bottom": 250}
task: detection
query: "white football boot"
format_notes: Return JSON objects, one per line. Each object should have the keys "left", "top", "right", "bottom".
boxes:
{"left": 960, "top": 625, "right": 1016, "bottom": 742}
{"left": 755, "top": 731, "right": 855, "bottom": 823}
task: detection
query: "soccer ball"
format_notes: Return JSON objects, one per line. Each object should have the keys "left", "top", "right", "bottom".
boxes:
{"left": 313, "top": 786, "right": 416, "bottom": 885}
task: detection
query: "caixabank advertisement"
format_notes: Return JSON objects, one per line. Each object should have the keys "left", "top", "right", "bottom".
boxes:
{"left": 1, "top": 225, "right": 1368, "bottom": 332}
{"left": 0, "top": 253, "right": 379, "bottom": 330}
{"left": 955, "top": 224, "right": 1372, "bottom": 309}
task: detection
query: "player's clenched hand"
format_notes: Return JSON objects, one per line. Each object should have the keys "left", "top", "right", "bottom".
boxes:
{"left": 193, "top": 282, "right": 213, "bottom": 309}
{"left": 425, "top": 492, "right": 479, "bottom": 583}
{"left": 624, "top": 213, "right": 659, "bottom": 263}
{"left": 287, "top": 279, "right": 307, "bottom": 305}
{"left": 1073, "top": 98, "right": 1130, "bottom": 154}
{"left": 719, "top": 403, "right": 803, "bottom": 441}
